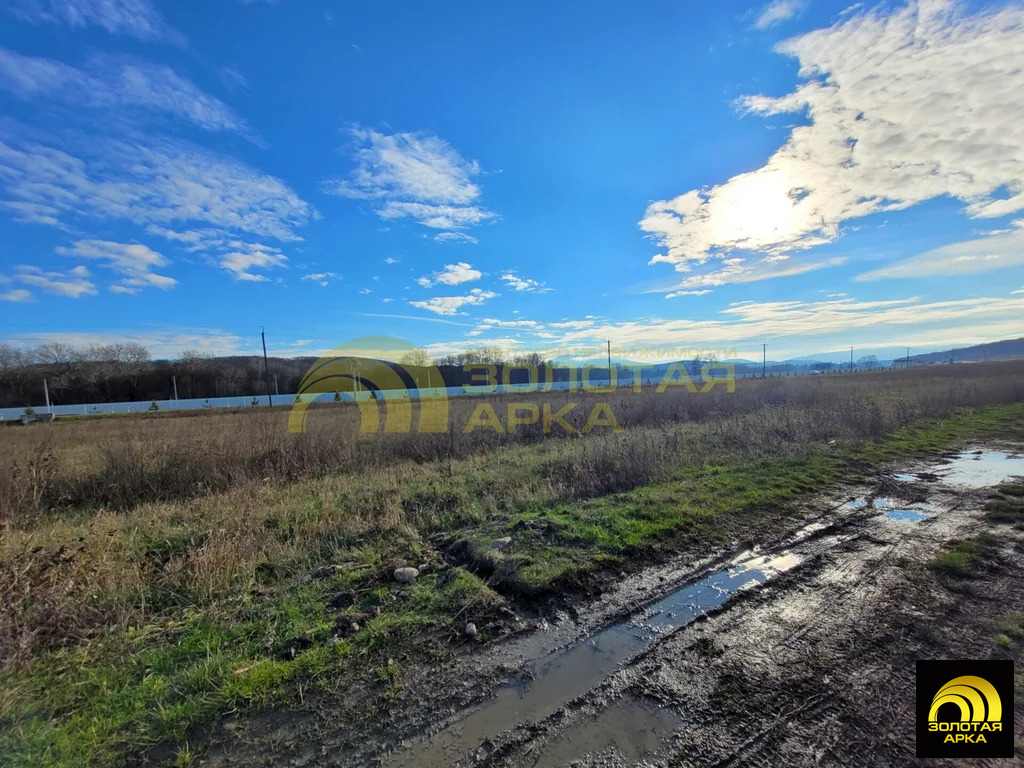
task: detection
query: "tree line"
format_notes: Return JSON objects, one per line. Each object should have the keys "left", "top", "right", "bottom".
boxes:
{"left": 0, "top": 343, "right": 323, "bottom": 408}
{"left": 0, "top": 343, "right": 564, "bottom": 408}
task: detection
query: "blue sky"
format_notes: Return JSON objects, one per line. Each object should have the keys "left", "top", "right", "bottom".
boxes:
{"left": 1, "top": 0, "right": 1023, "bottom": 361}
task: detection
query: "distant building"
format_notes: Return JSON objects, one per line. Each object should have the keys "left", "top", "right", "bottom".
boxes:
{"left": 892, "top": 357, "right": 927, "bottom": 369}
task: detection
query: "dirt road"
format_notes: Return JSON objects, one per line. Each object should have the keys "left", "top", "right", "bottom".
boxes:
{"left": 205, "top": 447, "right": 1024, "bottom": 767}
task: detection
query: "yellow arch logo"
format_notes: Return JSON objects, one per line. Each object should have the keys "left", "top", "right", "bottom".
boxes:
{"left": 287, "top": 336, "right": 449, "bottom": 434}
{"left": 928, "top": 676, "right": 1002, "bottom": 723}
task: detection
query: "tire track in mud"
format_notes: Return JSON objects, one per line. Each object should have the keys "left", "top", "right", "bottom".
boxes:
{"left": 381, "top": 448, "right": 1024, "bottom": 768}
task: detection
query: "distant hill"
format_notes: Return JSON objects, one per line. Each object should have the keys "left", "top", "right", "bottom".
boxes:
{"left": 909, "top": 337, "right": 1024, "bottom": 364}
{"left": 784, "top": 346, "right": 912, "bottom": 365}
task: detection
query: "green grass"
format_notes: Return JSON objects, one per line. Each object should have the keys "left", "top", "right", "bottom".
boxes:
{"left": 454, "top": 403, "right": 1024, "bottom": 594}
{"left": 985, "top": 483, "right": 1024, "bottom": 524}
{"left": 993, "top": 611, "right": 1024, "bottom": 650}
{"left": 0, "top": 567, "right": 501, "bottom": 768}
{"left": 928, "top": 533, "right": 1000, "bottom": 578}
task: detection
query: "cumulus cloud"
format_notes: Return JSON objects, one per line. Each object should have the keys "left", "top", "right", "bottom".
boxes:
{"left": 417, "top": 261, "right": 481, "bottom": 288}
{"left": 0, "top": 288, "right": 32, "bottom": 302}
{"left": 301, "top": 271, "right": 341, "bottom": 287}
{"left": 55, "top": 239, "right": 175, "bottom": 292}
{"left": 0, "top": 49, "right": 255, "bottom": 139}
{"left": 753, "top": 0, "right": 805, "bottom": 29}
{"left": 219, "top": 242, "right": 287, "bottom": 282}
{"left": 641, "top": 1, "right": 1024, "bottom": 290}
{"left": 434, "top": 231, "right": 478, "bottom": 244}
{"left": 500, "top": 270, "right": 553, "bottom": 293}
{"left": 325, "top": 126, "right": 495, "bottom": 232}
{"left": 9, "top": 0, "right": 184, "bottom": 44}
{"left": 409, "top": 288, "right": 498, "bottom": 315}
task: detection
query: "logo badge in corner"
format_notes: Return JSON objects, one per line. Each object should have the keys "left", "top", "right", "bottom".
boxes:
{"left": 916, "top": 659, "right": 1014, "bottom": 758}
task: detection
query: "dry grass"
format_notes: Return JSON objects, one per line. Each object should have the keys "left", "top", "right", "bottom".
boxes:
{"left": 3, "top": 363, "right": 1021, "bottom": 520}
{"left": 1, "top": 362, "right": 1022, "bottom": 671}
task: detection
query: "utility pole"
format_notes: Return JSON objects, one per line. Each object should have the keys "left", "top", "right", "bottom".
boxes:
{"left": 261, "top": 327, "right": 273, "bottom": 407}
{"left": 762, "top": 343, "right": 766, "bottom": 378}
{"left": 607, "top": 339, "right": 612, "bottom": 383}
{"left": 906, "top": 347, "right": 910, "bottom": 364}
{"left": 172, "top": 375, "right": 178, "bottom": 400}
{"left": 43, "top": 378, "right": 51, "bottom": 414}
{"left": 274, "top": 373, "right": 279, "bottom": 395}
{"left": 850, "top": 346, "right": 854, "bottom": 373}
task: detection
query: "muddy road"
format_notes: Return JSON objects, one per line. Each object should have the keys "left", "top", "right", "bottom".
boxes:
{"left": 206, "top": 448, "right": 1024, "bottom": 767}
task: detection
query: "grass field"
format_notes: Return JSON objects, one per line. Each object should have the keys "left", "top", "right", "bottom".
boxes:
{"left": 2, "top": 362, "right": 1024, "bottom": 766}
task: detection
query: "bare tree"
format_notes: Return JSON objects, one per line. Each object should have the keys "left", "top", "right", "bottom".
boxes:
{"left": 108, "top": 344, "right": 152, "bottom": 399}
{"left": 399, "top": 348, "right": 432, "bottom": 367}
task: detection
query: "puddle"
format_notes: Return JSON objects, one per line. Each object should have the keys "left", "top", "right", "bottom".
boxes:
{"left": 515, "top": 695, "right": 679, "bottom": 768}
{"left": 382, "top": 449, "right": 1024, "bottom": 767}
{"left": 886, "top": 509, "right": 931, "bottom": 523}
{"left": 846, "top": 496, "right": 937, "bottom": 523}
{"left": 927, "top": 450, "right": 1024, "bottom": 489}
{"left": 383, "top": 549, "right": 802, "bottom": 768}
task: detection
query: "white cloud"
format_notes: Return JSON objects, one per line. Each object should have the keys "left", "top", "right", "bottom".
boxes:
{"left": 358, "top": 287, "right": 373, "bottom": 294}
{"left": 0, "top": 288, "right": 32, "bottom": 302}
{"left": 753, "top": 0, "right": 805, "bottom": 29}
{"left": 10, "top": 0, "right": 184, "bottom": 44}
{"left": 857, "top": 225, "right": 1024, "bottom": 280}
{"left": 654, "top": 256, "right": 846, "bottom": 293}
{"left": 55, "top": 239, "right": 175, "bottom": 292}
{"left": 325, "top": 126, "right": 495, "bottom": 231}
{"left": 478, "top": 318, "right": 541, "bottom": 329}
{"left": 0, "top": 49, "right": 254, "bottom": 139}
{"left": 16, "top": 265, "right": 96, "bottom": 297}
{"left": 500, "top": 270, "right": 551, "bottom": 292}
{"left": 384, "top": 257, "right": 400, "bottom": 264}
{"left": 0, "top": 129, "right": 314, "bottom": 241}
{"left": 301, "top": 271, "right": 341, "bottom": 287}
{"left": 666, "top": 289, "right": 713, "bottom": 298}
{"left": 549, "top": 319, "right": 596, "bottom": 330}
{"left": 409, "top": 288, "right": 498, "bottom": 315}
{"left": 548, "top": 296, "right": 1024, "bottom": 355}
{"left": 434, "top": 231, "right": 478, "bottom": 244}
{"left": 1013, "top": 286, "right": 1024, "bottom": 295}
{"left": 417, "top": 261, "right": 481, "bottom": 287}
{"left": 641, "top": 1, "right": 1024, "bottom": 289}
{"left": 219, "top": 243, "right": 287, "bottom": 282}
{"left": 144, "top": 226, "right": 226, "bottom": 251}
